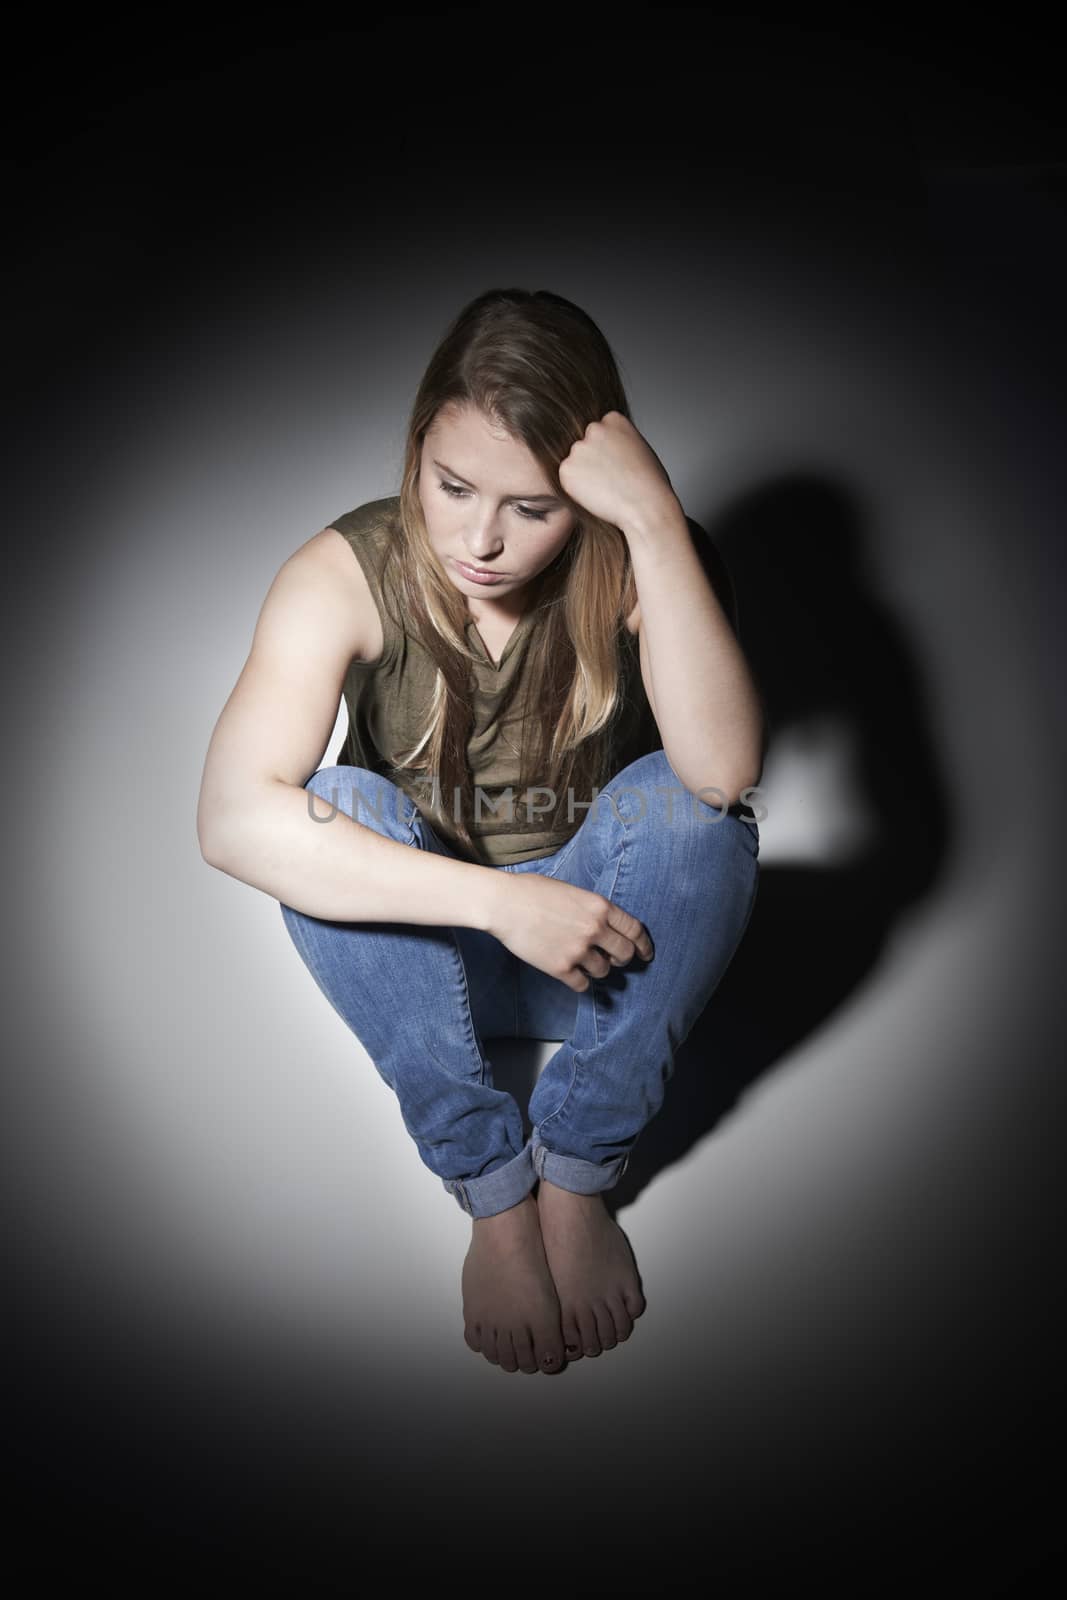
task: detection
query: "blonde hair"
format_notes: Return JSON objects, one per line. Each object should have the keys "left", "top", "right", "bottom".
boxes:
{"left": 380, "top": 288, "right": 641, "bottom": 862}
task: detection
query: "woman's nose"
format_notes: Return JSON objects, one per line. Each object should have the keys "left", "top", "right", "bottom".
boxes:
{"left": 464, "top": 517, "right": 505, "bottom": 559}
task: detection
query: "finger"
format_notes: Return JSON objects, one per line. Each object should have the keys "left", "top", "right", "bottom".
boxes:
{"left": 563, "top": 965, "right": 592, "bottom": 992}
{"left": 605, "top": 913, "right": 654, "bottom": 963}
{"left": 599, "top": 935, "right": 640, "bottom": 967}
{"left": 586, "top": 919, "right": 638, "bottom": 967}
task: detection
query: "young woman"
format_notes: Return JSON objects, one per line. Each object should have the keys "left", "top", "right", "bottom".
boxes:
{"left": 197, "top": 288, "right": 766, "bottom": 1377}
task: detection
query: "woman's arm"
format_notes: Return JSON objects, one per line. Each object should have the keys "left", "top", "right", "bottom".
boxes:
{"left": 197, "top": 530, "right": 503, "bottom": 930}
{"left": 558, "top": 411, "right": 765, "bottom": 804}
{"left": 624, "top": 503, "right": 765, "bottom": 805}
{"left": 203, "top": 779, "right": 504, "bottom": 930}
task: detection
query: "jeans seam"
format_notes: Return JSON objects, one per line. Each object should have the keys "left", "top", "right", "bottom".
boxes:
{"left": 544, "top": 830, "right": 579, "bottom": 879}
{"left": 535, "top": 1049, "right": 581, "bottom": 1137}
{"left": 537, "top": 821, "right": 628, "bottom": 1135}
{"left": 593, "top": 835, "right": 626, "bottom": 1051}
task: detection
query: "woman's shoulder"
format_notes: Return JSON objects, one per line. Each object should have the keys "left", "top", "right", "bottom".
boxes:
{"left": 326, "top": 495, "right": 401, "bottom": 549}
{"left": 320, "top": 496, "right": 404, "bottom": 668}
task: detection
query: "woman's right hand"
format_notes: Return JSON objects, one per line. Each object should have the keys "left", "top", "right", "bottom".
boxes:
{"left": 484, "top": 871, "right": 654, "bottom": 992}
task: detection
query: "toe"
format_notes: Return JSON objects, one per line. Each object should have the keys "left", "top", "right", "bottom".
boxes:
{"left": 514, "top": 1330, "right": 539, "bottom": 1375}
{"left": 624, "top": 1286, "right": 646, "bottom": 1319}
{"left": 497, "top": 1331, "right": 519, "bottom": 1373}
{"left": 575, "top": 1308, "right": 601, "bottom": 1357}
{"left": 561, "top": 1314, "right": 584, "bottom": 1361}
{"left": 464, "top": 1321, "right": 483, "bottom": 1354}
{"left": 606, "top": 1293, "right": 634, "bottom": 1341}
{"left": 592, "top": 1302, "right": 617, "bottom": 1350}
{"left": 534, "top": 1325, "right": 566, "bottom": 1373}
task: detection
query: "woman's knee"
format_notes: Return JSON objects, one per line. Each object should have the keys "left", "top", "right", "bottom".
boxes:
{"left": 596, "top": 749, "right": 694, "bottom": 831}
{"left": 597, "top": 750, "right": 754, "bottom": 853}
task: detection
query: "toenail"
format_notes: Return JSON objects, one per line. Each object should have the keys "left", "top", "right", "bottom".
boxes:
{"left": 566, "top": 1344, "right": 579, "bottom": 1353}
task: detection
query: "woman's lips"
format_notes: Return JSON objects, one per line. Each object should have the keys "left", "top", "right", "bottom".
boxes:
{"left": 454, "top": 559, "right": 510, "bottom": 580}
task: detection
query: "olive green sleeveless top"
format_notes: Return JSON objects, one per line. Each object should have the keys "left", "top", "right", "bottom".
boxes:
{"left": 326, "top": 496, "right": 662, "bottom": 867}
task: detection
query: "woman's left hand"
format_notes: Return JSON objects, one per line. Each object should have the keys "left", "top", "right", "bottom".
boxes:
{"left": 558, "top": 410, "right": 679, "bottom": 536}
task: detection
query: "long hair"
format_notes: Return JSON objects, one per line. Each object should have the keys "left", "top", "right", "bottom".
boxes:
{"left": 380, "top": 287, "right": 641, "bottom": 862}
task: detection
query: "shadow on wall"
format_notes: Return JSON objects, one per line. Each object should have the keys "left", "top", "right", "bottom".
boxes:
{"left": 490, "top": 471, "right": 954, "bottom": 1217}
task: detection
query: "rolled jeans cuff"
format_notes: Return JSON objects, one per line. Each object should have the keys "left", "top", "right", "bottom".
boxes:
{"left": 444, "top": 1138, "right": 537, "bottom": 1218}
{"left": 531, "top": 1133, "right": 630, "bottom": 1193}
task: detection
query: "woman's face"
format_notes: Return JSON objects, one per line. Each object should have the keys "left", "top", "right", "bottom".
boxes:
{"left": 417, "top": 402, "right": 577, "bottom": 615}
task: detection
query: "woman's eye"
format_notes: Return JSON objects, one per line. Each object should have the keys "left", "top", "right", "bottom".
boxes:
{"left": 437, "top": 479, "right": 548, "bottom": 521}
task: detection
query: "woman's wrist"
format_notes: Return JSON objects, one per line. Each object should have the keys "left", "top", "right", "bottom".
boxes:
{"left": 472, "top": 864, "right": 513, "bottom": 937}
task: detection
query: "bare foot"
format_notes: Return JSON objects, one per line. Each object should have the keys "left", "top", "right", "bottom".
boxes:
{"left": 462, "top": 1191, "right": 567, "bottom": 1374}
{"left": 536, "top": 1179, "right": 646, "bottom": 1359}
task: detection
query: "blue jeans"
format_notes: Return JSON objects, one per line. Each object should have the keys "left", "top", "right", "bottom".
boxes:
{"left": 279, "top": 749, "right": 760, "bottom": 1219}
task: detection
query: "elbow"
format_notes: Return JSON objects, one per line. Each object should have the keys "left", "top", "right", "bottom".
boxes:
{"left": 198, "top": 776, "right": 286, "bottom": 869}
{"left": 724, "top": 775, "right": 761, "bottom": 810}
{"left": 685, "top": 760, "right": 762, "bottom": 812}
{"left": 734, "top": 716, "right": 767, "bottom": 802}
{"left": 735, "top": 752, "right": 765, "bottom": 803}
{"left": 732, "top": 756, "right": 765, "bottom": 808}
{"left": 199, "top": 827, "right": 227, "bottom": 870}
{"left": 197, "top": 805, "right": 233, "bottom": 870}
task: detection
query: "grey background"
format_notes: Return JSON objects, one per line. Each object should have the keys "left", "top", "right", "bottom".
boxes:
{"left": 5, "top": 14, "right": 1064, "bottom": 1590}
